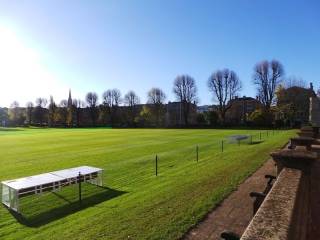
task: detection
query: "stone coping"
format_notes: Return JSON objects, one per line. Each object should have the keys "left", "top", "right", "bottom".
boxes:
{"left": 270, "top": 149, "right": 317, "bottom": 160}
{"left": 241, "top": 168, "right": 303, "bottom": 240}
{"left": 297, "top": 132, "right": 315, "bottom": 138}
{"left": 270, "top": 149, "right": 316, "bottom": 174}
{"left": 290, "top": 137, "right": 316, "bottom": 150}
{"left": 299, "top": 126, "right": 319, "bottom": 138}
{"left": 301, "top": 126, "right": 314, "bottom": 132}
{"left": 291, "top": 136, "right": 315, "bottom": 141}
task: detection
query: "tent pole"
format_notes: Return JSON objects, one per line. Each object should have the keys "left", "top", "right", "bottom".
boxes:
{"left": 78, "top": 172, "right": 82, "bottom": 204}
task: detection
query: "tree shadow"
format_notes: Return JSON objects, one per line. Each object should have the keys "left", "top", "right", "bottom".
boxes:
{"left": 9, "top": 186, "right": 126, "bottom": 227}
{"left": 0, "top": 128, "right": 23, "bottom": 132}
{"left": 250, "top": 141, "right": 264, "bottom": 145}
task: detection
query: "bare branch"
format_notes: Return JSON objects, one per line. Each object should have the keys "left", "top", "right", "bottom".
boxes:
{"left": 208, "top": 68, "right": 241, "bottom": 123}
{"left": 253, "top": 59, "right": 284, "bottom": 110}
{"left": 172, "top": 75, "right": 197, "bottom": 126}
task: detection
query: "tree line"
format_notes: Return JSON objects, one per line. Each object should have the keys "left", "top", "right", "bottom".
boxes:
{"left": 1, "top": 59, "right": 315, "bottom": 128}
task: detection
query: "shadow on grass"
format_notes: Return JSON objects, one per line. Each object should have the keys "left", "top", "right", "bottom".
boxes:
{"left": 250, "top": 141, "right": 264, "bottom": 145}
{"left": 10, "top": 186, "right": 126, "bottom": 227}
{"left": 0, "top": 128, "right": 23, "bottom": 132}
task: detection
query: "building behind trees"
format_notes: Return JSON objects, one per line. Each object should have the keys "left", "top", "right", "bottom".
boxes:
{"left": 165, "top": 102, "right": 197, "bottom": 127}
{"left": 224, "top": 96, "right": 262, "bottom": 125}
{"left": 1, "top": 81, "right": 319, "bottom": 128}
{"left": 275, "top": 83, "right": 316, "bottom": 127}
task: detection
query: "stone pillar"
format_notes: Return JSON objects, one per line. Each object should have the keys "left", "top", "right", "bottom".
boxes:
{"left": 270, "top": 149, "right": 317, "bottom": 175}
{"left": 290, "top": 137, "right": 315, "bottom": 151}
{"left": 313, "top": 126, "right": 319, "bottom": 138}
{"left": 310, "top": 96, "right": 320, "bottom": 127}
{"left": 298, "top": 126, "right": 319, "bottom": 138}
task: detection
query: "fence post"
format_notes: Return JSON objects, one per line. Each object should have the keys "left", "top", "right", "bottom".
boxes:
{"left": 238, "top": 139, "right": 240, "bottom": 146}
{"left": 267, "top": 131, "right": 268, "bottom": 137}
{"left": 250, "top": 135, "right": 253, "bottom": 144}
{"left": 260, "top": 132, "right": 262, "bottom": 140}
{"left": 155, "top": 155, "right": 158, "bottom": 176}
{"left": 196, "top": 145, "right": 199, "bottom": 162}
{"left": 221, "top": 140, "right": 224, "bottom": 152}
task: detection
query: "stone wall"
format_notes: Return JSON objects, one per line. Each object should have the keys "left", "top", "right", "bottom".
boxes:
{"left": 237, "top": 127, "right": 320, "bottom": 240}
{"left": 241, "top": 168, "right": 306, "bottom": 240}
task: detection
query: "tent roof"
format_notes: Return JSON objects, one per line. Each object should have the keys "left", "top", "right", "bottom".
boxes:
{"left": 1, "top": 166, "right": 103, "bottom": 190}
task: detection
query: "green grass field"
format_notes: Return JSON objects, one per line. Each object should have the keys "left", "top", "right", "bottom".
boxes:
{"left": 0, "top": 128, "right": 296, "bottom": 240}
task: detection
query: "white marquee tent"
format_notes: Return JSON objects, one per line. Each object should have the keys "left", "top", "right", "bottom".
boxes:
{"left": 1, "top": 166, "right": 103, "bottom": 213}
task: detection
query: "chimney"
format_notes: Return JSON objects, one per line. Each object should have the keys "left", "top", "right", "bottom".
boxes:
{"left": 310, "top": 82, "right": 314, "bottom": 91}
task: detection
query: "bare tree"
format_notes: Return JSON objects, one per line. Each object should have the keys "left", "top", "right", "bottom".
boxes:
{"left": 124, "top": 91, "right": 140, "bottom": 106}
{"left": 208, "top": 69, "right": 241, "bottom": 123}
{"left": 34, "top": 98, "right": 47, "bottom": 125}
{"left": 86, "top": 92, "right": 98, "bottom": 107}
{"left": 48, "top": 96, "right": 57, "bottom": 127}
{"left": 103, "top": 89, "right": 121, "bottom": 107}
{"left": 124, "top": 90, "right": 140, "bottom": 126}
{"left": 35, "top": 98, "right": 48, "bottom": 108}
{"left": 173, "top": 75, "right": 197, "bottom": 126}
{"left": 147, "top": 88, "right": 166, "bottom": 105}
{"left": 102, "top": 89, "right": 121, "bottom": 126}
{"left": 10, "top": 101, "right": 19, "bottom": 108}
{"left": 85, "top": 92, "right": 98, "bottom": 126}
{"left": 147, "top": 88, "right": 166, "bottom": 126}
{"left": 9, "top": 101, "right": 20, "bottom": 126}
{"left": 26, "top": 102, "right": 34, "bottom": 125}
{"left": 253, "top": 60, "right": 284, "bottom": 110}
{"left": 58, "top": 100, "right": 68, "bottom": 127}
{"left": 284, "top": 76, "right": 306, "bottom": 88}
{"left": 73, "top": 99, "right": 85, "bottom": 127}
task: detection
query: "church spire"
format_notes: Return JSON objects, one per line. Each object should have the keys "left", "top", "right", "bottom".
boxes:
{"left": 68, "top": 89, "right": 72, "bottom": 108}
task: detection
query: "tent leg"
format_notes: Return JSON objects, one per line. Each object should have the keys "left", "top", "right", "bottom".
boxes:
{"left": 78, "top": 172, "right": 82, "bottom": 204}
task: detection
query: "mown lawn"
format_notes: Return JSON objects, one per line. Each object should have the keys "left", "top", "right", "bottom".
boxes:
{"left": 0, "top": 128, "right": 296, "bottom": 240}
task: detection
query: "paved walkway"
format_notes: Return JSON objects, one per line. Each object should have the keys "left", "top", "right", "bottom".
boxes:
{"left": 309, "top": 156, "right": 320, "bottom": 239}
{"left": 184, "top": 159, "right": 276, "bottom": 240}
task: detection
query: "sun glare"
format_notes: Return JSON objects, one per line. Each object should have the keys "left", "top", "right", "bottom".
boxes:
{"left": 0, "top": 26, "right": 66, "bottom": 107}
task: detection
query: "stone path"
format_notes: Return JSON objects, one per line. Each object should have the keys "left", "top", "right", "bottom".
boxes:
{"left": 309, "top": 156, "right": 320, "bottom": 239}
{"left": 184, "top": 159, "right": 276, "bottom": 240}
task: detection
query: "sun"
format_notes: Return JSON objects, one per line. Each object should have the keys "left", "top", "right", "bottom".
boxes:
{"left": 0, "top": 25, "right": 66, "bottom": 107}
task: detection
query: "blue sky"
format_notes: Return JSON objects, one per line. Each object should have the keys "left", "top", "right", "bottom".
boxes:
{"left": 0, "top": 0, "right": 319, "bottom": 107}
